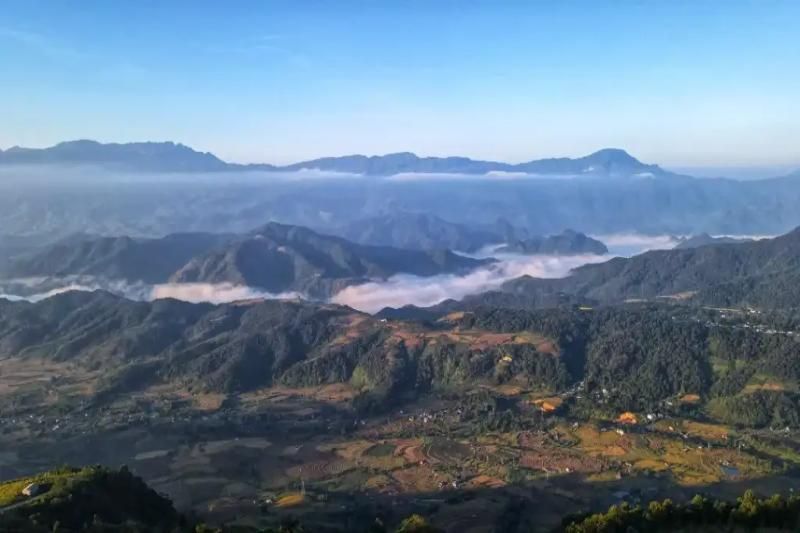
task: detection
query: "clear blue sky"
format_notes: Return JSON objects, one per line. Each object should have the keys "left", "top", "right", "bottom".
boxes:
{"left": 1, "top": 1, "right": 798, "bottom": 166}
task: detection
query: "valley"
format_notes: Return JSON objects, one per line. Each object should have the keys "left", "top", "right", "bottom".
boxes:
{"left": 4, "top": 5, "right": 800, "bottom": 529}
{"left": 1, "top": 290, "right": 799, "bottom": 531}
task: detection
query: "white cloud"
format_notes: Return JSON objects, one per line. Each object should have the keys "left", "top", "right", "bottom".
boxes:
{"left": 330, "top": 253, "right": 609, "bottom": 313}
{"left": 0, "top": 253, "right": 610, "bottom": 313}
{"left": 149, "top": 283, "right": 301, "bottom": 304}
{"left": 593, "top": 233, "right": 680, "bottom": 252}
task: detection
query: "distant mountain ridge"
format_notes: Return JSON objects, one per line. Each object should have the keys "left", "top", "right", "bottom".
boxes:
{"left": 2, "top": 222, "right": 489, "bottom": 299}
{"left": 0, "top": 140, "right": 277, "bottom": 173}
{"left": 674, "top": 233, "right": 754, "bottom": 249}
{"left": 330, "top": 213, "right": 526, "bottom": 251}
{"left": 490, "top": 227, "right": 800, "bottom": 309}
{"left": 3, "top": 232, "right": 235, "bottom": 283}
{"left": 0, "top": 140, "right": 668, "bottom": 178}
{"left": 378, "top": 227, "right": 800, "bottom": 316}
{"left": 171, "top": 222, "right": 489, "bottom": 297}
{"left": 283, "top": 147, "right": 665, "bottom": 177}
{"left": 496, "top": 229, "right": 608, "bottom": 255}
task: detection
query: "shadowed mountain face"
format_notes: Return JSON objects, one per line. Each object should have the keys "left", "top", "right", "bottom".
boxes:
{"left": 488, "top": 227, "right": 800, "bottom": 308}
{"left": 170, "top": 222, "right": 490, "bottom": 297}
{"left": 330, "top": 213, "right": 525, "bottom": 252}
{"left": 4, "top": 223, "right": 492, "bottom": 298}
{"left": 378, "top": 227, "right": 800, "bottom": 315}
{"left": 496, "top": 229, "right": 608, "bottom": 255}
{"left": 3, "top": 290, "right": 798, "bottom": 422}
{"left": 0, "top": 466, "right": 180, "bottom": 533}
{"left": 3, "top": 232, "right": 236, "bottom": 283}
{"left": 0, "top": 291, "right": 571, "bottom": 401}
{"left": 1, "top": 223, "right": 490, "bottom": 300}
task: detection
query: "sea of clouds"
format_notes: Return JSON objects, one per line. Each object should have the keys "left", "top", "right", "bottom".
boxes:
{"left": 0, "top": 232, "right": 774, "bottom": 313}
{"left": 0, "top": 251, "right": 612, "bottom": 313}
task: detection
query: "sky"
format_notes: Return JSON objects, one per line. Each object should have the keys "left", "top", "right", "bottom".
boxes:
{"left": 1, "top": 1, "right": 799, "bottom": 168}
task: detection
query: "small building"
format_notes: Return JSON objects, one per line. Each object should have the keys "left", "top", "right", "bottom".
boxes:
{"left": 617, "top": 412, "right": 638, "bottom": 425}
{"left": 532, "top": 397, "right": 563, "bottom": 414}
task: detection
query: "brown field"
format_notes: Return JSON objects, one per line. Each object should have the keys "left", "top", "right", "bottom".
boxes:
{"left": 390, "top": 465, "right": 446, "bottom": 492}
{"left": 276, "top": 492, "right": 305, "bottom": 508}
{"left": 465, "top": 474, "right": 506, "bottom": 489}
{"left": 680, "top": 420, "right": 730, "bottom": 442}
{"left": 240, "top": 383, "right": 357, "bottom": 405}
{"left": 0, "top": 344, "right": 791, "bottom": 533}
{"left": 381, "top": 321, "right": 559, "bottom": 356}
{"left": 679, "top": 393, "right": 702, "bottom": 404}
{"left": 0, "top": 359, "right": 99, "bottom": 400}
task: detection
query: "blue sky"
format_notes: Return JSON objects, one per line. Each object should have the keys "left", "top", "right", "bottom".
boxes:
{"left": 1, "top": 1, "right": 799, "bottom": 167}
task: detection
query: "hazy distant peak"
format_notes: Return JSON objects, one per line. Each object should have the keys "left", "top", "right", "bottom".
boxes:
{"left": 583, "top": 147, "right": 638, "bottom": 160}
{"left": 0, "top": 139, "right": 669, "bottom": 178}
{"left": 674, "top": 232, "right": 755, "bottom": 250}
{"left": 0, "top": 139, "right": 229, "bottom": 172}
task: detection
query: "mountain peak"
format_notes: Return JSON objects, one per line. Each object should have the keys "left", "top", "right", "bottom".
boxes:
{"left": 54, "top": 139, "right": 102, "bottom": 149}
{"left": 378, "top": 151, "right": 419, "bottom": 160}
{"left": 583, "top": 148, "right": 640, "bottom": 163}
{"left": 0, "top": 139, "right": 227, "bottom": 172}
{"left": 0, "top": 139, "right": 670, "bottom": 178}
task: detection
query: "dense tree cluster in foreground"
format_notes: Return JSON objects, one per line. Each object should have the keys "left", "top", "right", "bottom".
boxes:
{"left": 565, "top": 491, "right": 800, "bottom": 533}
{"left": 5, "top": 466, "right": 800, "bottom": 533}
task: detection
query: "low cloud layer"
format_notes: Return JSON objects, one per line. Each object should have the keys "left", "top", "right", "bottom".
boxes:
{"left": 593, "top": 233, "right": 680, "bottom": 253}
{"left": 3, "top": 232, "right": 730, "bottom": 313}
{"left": 150, "top": 282, "right": 301, "bottom": 303}
{"left": 0, "top": 252, "right": 607, "bottom": 313}
{"left": 0, "top": 277, "right": 300, "bottom": 305}
{"left": 0, "top": 277, "right": 151, "bottom": 302}
{"left": 330, "top": 253, "right": 609, "bottom": 313}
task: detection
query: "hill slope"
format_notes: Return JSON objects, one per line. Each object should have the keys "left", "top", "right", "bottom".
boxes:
{"left": 3, "top": 232, "right": 234, "bottom": 283}
{"left": 675, "top": 233, "right": 754, "bottom": 249}
{"left": 2, "top": 292, "right": 799, "bottom": 425}
{"left": 482, "top": 228, "right": 800, "bottom": 309}
{"left": 0, "top": 465, "right": 179, "bottom": 532}
{"left": 0, "top": 290, "right": 570, "bottom": 406}
{"left": 330, "top": 213, "right": 516, "bottom": 251}
{"left": 496, "top": 229, "right": 608, "bottom": 255}
{"left": 170, "top": 222, "right": 489, "bottom": 297}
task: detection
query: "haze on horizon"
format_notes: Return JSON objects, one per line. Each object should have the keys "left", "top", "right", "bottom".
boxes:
{"left": 1, "top": 1, "right": 799, "bottom": 170}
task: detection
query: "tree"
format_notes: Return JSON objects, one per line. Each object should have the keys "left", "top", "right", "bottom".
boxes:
{"left": 395, "top": 514, "right": 441, "bottom": 533}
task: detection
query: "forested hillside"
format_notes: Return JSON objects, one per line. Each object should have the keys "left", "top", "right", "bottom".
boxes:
{"left": 2, "top": 291, "right": 798, "bottom": 427}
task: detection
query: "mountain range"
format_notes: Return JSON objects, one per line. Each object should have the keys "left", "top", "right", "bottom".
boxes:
{"left": 674, "top": 233, "right": 754, "bottom": 249}
{"left": 1, "top": 222, "right": 489, "bottom": 298}
{"left": 0, "top": 290, "right": 565, "bottom": 399}
{"left": 3, "top": 232, "right": 235, "bottom": 283}
{"left": 553, "top": 227, "right": 800, "bottom": 304}
{"left": 380, "top": 227, "right": 800, "bottom": 316}
{"left": 0, "top": 140, "right": 259, "bottom": 173}
{"left": 0, "top": 140, "right": 669, "bottom": 178}
{"left": 328, "top": 213, "right": 521, "bottom": 251}
{"left": 495, "top": 229, "right": 608, "bottom": 255}
{"left": 169, "top": 222, "right": 489, "bottom": 297}
{"left": 3, "top": 141, "right": 800, "bottom": 240}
